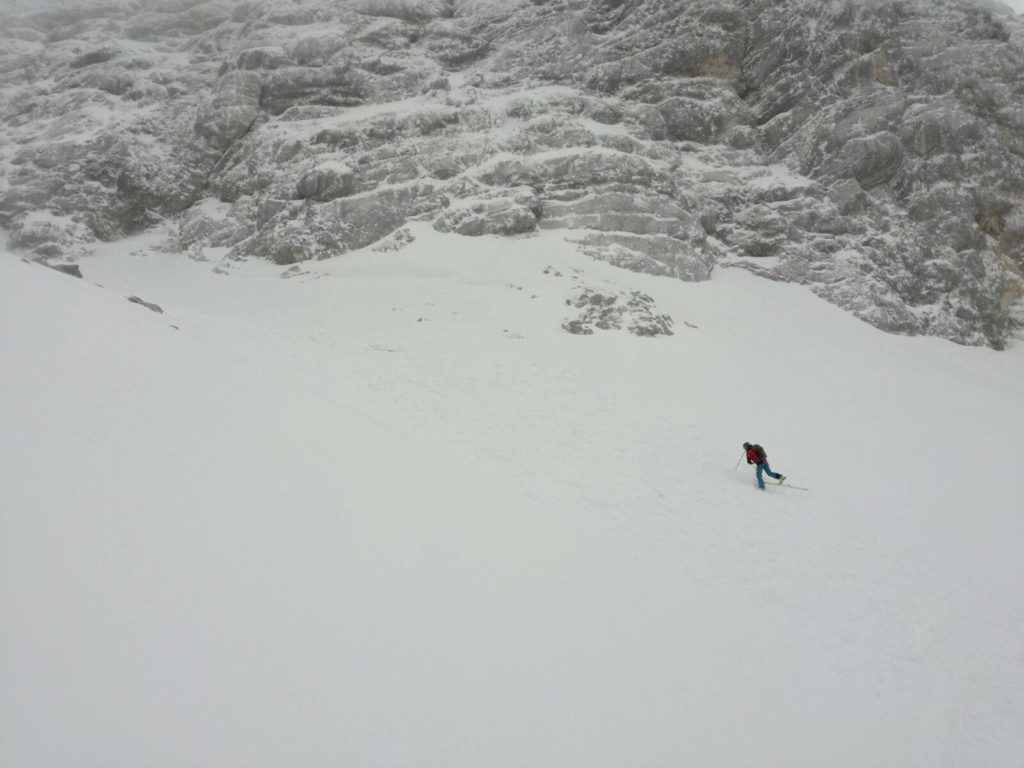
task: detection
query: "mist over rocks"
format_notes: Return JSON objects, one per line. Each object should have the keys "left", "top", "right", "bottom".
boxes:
{"left": 1, "top": 0, "right": 1023, "bottom": 347}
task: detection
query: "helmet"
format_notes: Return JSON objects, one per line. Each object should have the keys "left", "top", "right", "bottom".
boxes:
{"left": 742, "top": 442, "right": 751, "bottom": 450}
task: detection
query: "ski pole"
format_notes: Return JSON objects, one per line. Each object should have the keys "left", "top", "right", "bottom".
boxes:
{"left": 734, "top": 453, "right": 744, "bottom": 470}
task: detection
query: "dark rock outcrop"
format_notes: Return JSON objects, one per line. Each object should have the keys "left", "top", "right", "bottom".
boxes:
{"left": 127, "top": 295, "right": 164, "bottom": 313}
{"left": 48, "top": 262, "right": 82, "bottom": 278}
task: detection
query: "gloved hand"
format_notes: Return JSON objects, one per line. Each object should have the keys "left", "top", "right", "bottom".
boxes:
{"left": 746, "top": 459, "right": 753, "bottom": 465}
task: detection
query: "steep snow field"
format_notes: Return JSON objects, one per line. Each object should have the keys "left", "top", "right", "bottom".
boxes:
{"left": 2, "top": 227, "right": 1023, "bottom": 767}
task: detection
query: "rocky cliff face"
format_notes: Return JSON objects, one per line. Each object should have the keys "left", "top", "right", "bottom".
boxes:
{"left": 2, "top": 0, "right": 1023, "bottom": 347}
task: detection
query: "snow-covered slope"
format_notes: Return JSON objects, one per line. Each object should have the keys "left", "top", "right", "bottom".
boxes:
{"left": 2, "top": 229, "right": 1023, "bottom": 766}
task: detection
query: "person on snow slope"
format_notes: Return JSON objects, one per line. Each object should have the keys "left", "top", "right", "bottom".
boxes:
{"left": 744, "top": 442, "right": 786, "bottom": 490}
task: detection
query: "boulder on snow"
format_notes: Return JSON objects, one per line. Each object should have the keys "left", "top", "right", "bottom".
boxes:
{"left": 127, "top": 295, "right": 163, "bottom": 313}
{"left": 47, "top": 263, "right": 83, "bottom": 278}
{"left": 562, "top": 287, "right": 675, "bottom": 337}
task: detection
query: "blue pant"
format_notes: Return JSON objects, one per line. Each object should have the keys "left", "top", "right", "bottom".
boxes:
{"left": 756, "top": 462, "right": 781, "bottom": 489}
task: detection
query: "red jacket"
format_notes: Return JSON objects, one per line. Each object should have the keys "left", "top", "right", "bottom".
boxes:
{"left": 746, "top": 447, "right": 767, "bottom": 465}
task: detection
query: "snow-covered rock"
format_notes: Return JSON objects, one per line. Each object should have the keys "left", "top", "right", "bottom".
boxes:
{"left": 1, "top": 0, "right": 1023, "bottom": 346}
{"left": 562, "top": 285, "right": 675, "bottom": 336}
{"left": 194, "top": 70, "right": 263, "bottom": 151}
{"left": 433, "top": 194, "right": 539, "bottom": 236}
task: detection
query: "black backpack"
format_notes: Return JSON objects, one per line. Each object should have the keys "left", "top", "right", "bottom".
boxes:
{"left": 752, "top": 444, "right": 767, "bottom": 463}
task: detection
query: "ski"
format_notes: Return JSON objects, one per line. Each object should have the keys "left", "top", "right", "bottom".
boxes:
{"left": 766, "top": 481, "right": 808, "bottom": 491}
